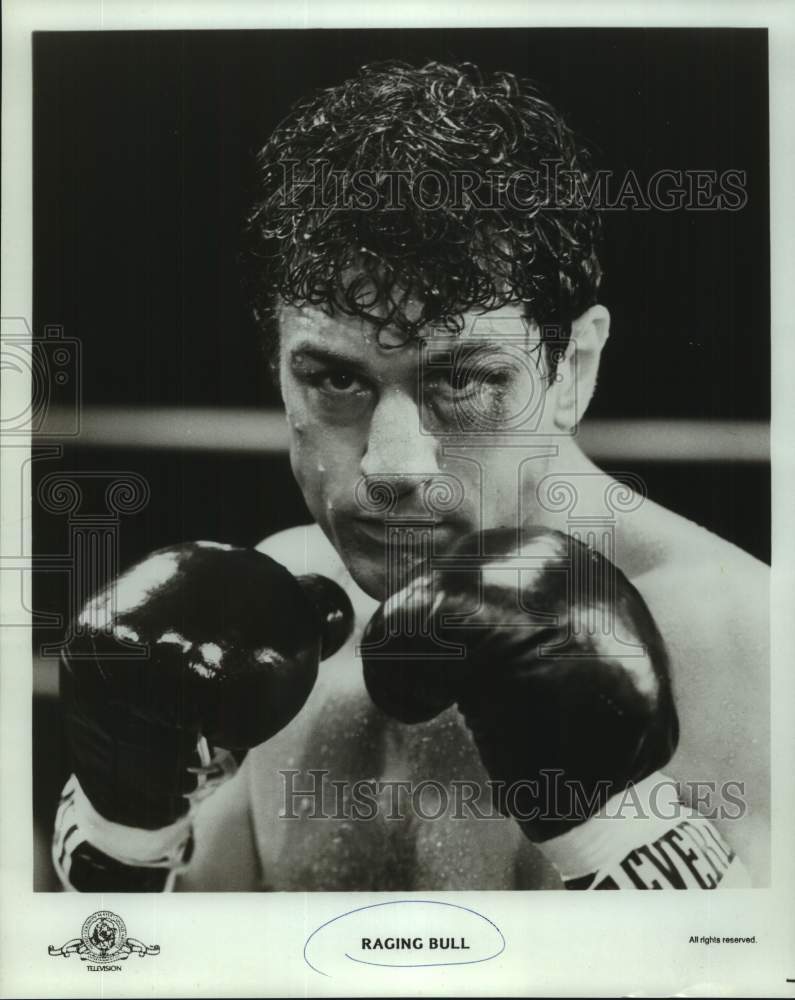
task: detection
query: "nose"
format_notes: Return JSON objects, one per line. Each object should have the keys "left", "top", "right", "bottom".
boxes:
{"left": 359, "top": 388, "right": 441, "bottom": 490}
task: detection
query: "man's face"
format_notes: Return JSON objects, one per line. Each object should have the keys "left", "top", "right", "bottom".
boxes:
{"left": 277, "top": 301, "right": 569, "bottom": 600}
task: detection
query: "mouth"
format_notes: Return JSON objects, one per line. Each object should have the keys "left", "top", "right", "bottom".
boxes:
{"left": 350, "top": 517, "right": 461, "bottom": 552}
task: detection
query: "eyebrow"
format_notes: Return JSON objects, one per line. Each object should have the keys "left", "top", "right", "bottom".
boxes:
{"left": 288, "top": 339, "right": 531, "bottom": 376}
{"left": 288, "top": 343, "right": 374, "bottom": 377}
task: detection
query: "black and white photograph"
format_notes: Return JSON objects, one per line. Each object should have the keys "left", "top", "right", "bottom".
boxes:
{"left": 2, "top": 2, "right": 794, "bottom": 996}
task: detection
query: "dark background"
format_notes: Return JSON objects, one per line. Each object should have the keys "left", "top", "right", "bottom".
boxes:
{"left": 31, "top": 29, "right": 770, "bottom": 886}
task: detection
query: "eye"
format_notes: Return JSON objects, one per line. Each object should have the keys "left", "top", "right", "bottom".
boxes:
{"left": 429, "top": 365, "right": 511, "bottom": 398}
{"left": 288, "top": 351, "right": 375, "bottom": 421}
{"left": 291, "top": 354, "right": 367, "bottom": 394}
{"left": 297, "top": 364, "right": 374, "bottom": 418}
{"left": 421, "top": 362, "right": 518, "bottom": 432}
{"left": 320, "top": 370, "right": 361, "bottom": 393}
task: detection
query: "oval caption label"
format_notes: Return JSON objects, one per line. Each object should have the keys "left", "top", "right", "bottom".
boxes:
{"left": 304, "top": 899, "right": 505, "bottom": 976}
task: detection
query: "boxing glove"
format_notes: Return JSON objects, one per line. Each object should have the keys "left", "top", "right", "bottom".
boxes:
{"left": 54, "top": 540, "right": 353, "bottom": 891}
{"left": 362, "top": 527, "right": 749, "bottom": 888}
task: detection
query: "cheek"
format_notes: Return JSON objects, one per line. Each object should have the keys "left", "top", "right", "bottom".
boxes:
{"left": 439, "top": 451, "right": 510, "bottom": 529}
{"left": 446, "top": 447, "right": 556, "bottom": 531}
{"left": 284, "top": 406, "right": 365, "bottom": 521}
{"left": 286, "top": 424, "right": 329, "bottom": 518}
{"left": 479, "top": 456, "right": 523, "bottom": 527}
{"left": 282, "top": 395, "right": 326, "bottom": 514}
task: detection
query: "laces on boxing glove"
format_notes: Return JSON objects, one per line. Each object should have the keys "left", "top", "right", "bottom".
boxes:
{"left": 184, "top": 738, "right": 240, "bottom": 806}
{"left": 52, "top": 737, "right": 240, "bottom": 892}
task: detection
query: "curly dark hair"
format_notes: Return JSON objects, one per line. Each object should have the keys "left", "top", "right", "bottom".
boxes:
{"left": 244, "top": 60, "right": 602, "bottom": 371}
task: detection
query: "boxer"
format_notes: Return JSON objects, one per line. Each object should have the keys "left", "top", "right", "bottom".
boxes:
{"left": 54, "top": 60, "right": 769, "bottom": 890}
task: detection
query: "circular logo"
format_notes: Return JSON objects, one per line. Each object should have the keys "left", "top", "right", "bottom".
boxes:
{"left": 81, "top": 911, "right": 127, "bottom": 963}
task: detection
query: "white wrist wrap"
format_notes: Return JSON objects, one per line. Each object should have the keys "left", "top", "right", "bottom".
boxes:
{"left": 52, "top": 744, "right": 240, "bottom": 890}
{"left": 537, "top": 772, "right": 681, "bottom": 878}
{"left": 535, "top": 771, "right": 750, "bottom": 889}
{"left": 56, "top": 774, "right": 192, "bottom": 870}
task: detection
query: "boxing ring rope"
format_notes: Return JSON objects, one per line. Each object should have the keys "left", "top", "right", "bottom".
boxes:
{"left": 36, "top": 406, "right": 769, "bottom": 462}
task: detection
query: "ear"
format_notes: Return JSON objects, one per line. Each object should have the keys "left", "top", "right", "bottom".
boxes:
{"left": 552, "top": 305, "right": 610, "bottom": 431}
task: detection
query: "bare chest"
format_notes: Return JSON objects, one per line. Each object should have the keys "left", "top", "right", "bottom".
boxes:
{"left": 245, "top": 642, "right": 557, "bottom": 891}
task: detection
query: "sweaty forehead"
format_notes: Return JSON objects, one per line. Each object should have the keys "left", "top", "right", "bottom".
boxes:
{"left": 278, "top": 302, "right": 536, "bottom": 354}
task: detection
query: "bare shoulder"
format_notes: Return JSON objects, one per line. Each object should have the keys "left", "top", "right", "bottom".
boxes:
{"left": 618, "top": 491, "right": 767, "bottom": 641}
{"left": 630, "top": 523, "right": 770, "bottom": 883}
{"left": 631, "top": 524, "right": 769, "bottom": 657}
{"left": 630, "top": 520, "right": 769, "bottom": 730}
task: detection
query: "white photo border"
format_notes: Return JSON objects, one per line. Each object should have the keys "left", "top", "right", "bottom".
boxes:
{"left": 2, "top": 1, "right": 794, "bottom": 997}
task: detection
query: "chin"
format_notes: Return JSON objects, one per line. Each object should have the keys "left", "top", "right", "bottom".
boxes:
{"left": 341, "top": 553, "right": 389, "bottom": 601}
